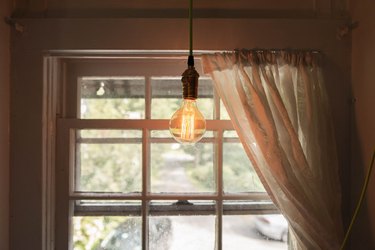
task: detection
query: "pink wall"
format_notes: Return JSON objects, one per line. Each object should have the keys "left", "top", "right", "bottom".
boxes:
{"left": 0, "top": 0, "right": 10, "bottom": 249}
{"left": 350, "top": 0, "right": 375, "bottom": 249}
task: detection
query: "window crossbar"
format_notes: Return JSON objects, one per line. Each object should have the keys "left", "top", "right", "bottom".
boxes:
{"left": 76, "top": 137, "right": 241, "bottom": 144}
{"left": 69, "top": 192, "right": 269, "bottom": 201}
{"left": 74, "top": 201, "right": 278, "bottom": 216}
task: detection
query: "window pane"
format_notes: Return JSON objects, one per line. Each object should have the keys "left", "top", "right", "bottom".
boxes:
{"left": 151, "top": 77, "right": 180, "bottom": 120}
{"left": 151, "top": 130, "right": 173, "bottom": 138}
{"left": 197, "top": 98, "right": 214, "bottom": 120}
{"left": 149, "top": 215, "right": 215, "bottom": 250}
{"left": 73, "top": 216, "right": 142, "bottom": 250}
{"left": 80, "top": 77, "right": 145, "bottom": 119}
{"left": 220, "top": 100, "right": 230, "bottom": 120}
{"left": 76, "top": 129, "right": 142, "bottom": 193}
{"left": 151, "top": 143, "right": 215, "bottom": 193}
{"left": 151, "top": 77, "right": 214, "bottom": 119}
{"left": 223, "top": 215, "right": 288, "bottom": 250}
{"left": 223, "top": 142, "right": 265, "bottom": 193}
{"left": 223, "top": 130, "right": 239, "bottom": 138}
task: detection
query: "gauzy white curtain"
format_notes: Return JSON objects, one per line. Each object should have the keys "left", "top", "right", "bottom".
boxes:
{"left": 202, "top": 50, "right": 343, "bottom": 249}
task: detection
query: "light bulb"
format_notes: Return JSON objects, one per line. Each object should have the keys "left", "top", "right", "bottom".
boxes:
{"left": 169, "top": 99, "right": 206, "bottom": 144}
{"left": 170, "top": 55, "right": 205, "bottom": 144}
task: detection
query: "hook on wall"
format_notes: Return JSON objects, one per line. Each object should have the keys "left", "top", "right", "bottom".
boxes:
{"left": 337, "top": 21, "right": 359, "bottom": 40}
{"left": 4, "top": 17, "right": 25, "bottom": 33}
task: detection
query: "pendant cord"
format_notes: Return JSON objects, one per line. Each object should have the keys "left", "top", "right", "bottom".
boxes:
{"left": 189, "top": 0, "right": 193, "bottom": 57}
{"left": 340, "top": 149, "right": 375, "bottom": 249}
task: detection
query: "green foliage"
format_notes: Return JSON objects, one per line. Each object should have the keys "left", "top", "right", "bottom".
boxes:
{"left": 82, "top": 98, "right": 145, "bottom": 119}
{"left": 185, "top": 144, "right": 214, "bottom": 191}
{"left": 151, "top": 98, "right": 180, "bottom": 119}
{"left": 79, "top": 143, "right": 142, "bottom": 192}
{"left": 74, "top": 217, "right": 127, "bottom": 250}
{"left": 223, "top": 143, "right": 265, "bottom": 192}
{"left": 196, "top": 98, "right": 214, "bottom": 120}
{"left": 185, "top": 142, "right": 265, "bottom": 192}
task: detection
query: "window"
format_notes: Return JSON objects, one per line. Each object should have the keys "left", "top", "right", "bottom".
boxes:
{"left": 56, "top": 55, "right": 287, "bottom": 250}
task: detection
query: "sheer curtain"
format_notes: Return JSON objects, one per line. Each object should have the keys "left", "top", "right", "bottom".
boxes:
{"left": 202, "top": 50, "right": 343, "bottom": 249}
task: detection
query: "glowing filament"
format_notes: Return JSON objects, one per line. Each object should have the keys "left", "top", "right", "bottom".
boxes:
{"left": 169, "top": 99, "right": 206, "bottom": 144}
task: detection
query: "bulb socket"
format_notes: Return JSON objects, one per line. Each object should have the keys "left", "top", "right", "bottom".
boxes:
{"left": 182, "top": 65, "right": 199, "bottom": 100}
{"left": 182, "top": 55, "right": 199, "bottom": 100}
{"left": 187, "top": 55, "right": 194, "bottom": 66}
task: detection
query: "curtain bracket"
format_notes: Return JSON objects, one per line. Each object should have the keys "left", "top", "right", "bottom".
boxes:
{"left": 337, "top": 21, "right": 358, "bottom": 40}
{"left": 4, "top": 17, "right": 25, "bottom": 33}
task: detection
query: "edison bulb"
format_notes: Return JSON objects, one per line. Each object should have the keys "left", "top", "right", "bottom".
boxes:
{"left": 169, "top": 99, "right": 206, "bottom": 144}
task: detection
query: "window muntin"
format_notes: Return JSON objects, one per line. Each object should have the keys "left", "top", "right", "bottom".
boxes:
{"left": 57, "top": 56, "right": 286, "bottom": 250}
{"left": 150, "top": 130, "right": 214, "bottom": 139}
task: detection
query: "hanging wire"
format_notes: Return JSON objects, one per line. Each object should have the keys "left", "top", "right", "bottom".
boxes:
{"left": 189, "top": 0, "right": 193, "bottom": 56}
{"left": 340, "top": 149, "right": 375, "bottom": 250}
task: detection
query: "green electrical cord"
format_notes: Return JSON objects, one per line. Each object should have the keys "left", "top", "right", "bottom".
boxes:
{"left": 340, "top": 149, "right": 375, "bottom": 250}
{"left": 189, "top": 0, "right": 193, "bottom": 56}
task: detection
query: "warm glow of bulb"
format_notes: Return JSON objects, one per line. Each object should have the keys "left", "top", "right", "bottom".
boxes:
{"left": 169, "top": 99, "right": 206, "bottom": 144}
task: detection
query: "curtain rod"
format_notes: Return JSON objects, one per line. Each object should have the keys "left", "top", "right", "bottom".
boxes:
{"left": 45, "top": 50, "right": 231, "bottom": 56}
{"left": 234, "top": 48, "right": 321, "bottom": 54}
{"left": 45, "top": 49, "right": 321, "bottom": 58}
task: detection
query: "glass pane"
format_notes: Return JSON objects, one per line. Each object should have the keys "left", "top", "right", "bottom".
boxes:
{"left": 197, "top": 98, "right": 214, "bottom": 120}
{"left": 223, "top": 142, "right": 265, "bottom": 193}
{"left": 203, "top": 131, "right": 214, "bottom": 138}
{"left": 151, "top": 130, "right": 172, "bottom": 138}
{"left": 73, "top": 216, "right": 142, "bottom": 250}
{"left": 149, "top": 215, "right": 215, "bottom": 250}
{"left": 80, "top": 77, "right": 145, "bottom": 119}
{"left": 223, "top": 130, "right": 238, "bottom": 138}
{"left": 151, "top": 98, "right": 180, "bottom": 120}
{"left": 223, "top": 215, "right": 288, "bottom": 250}
{"left": 151, "top": 77, "right": 214, "bottom": 119}
{"left": 220, "top": 100, "right": 230, "bottom": 120}
{"left": 76, "top": 130, "right": 142, "bottom": 193}
{"left": 151, "top": 143, "right": 215, "bottom": 193}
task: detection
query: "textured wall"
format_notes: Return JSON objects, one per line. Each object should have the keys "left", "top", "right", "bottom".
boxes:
{"left": 350, "top": 0, "right": 375, "bottom": 249}
{"left": 0, "top": 0, "right": 10, "bottom": 248}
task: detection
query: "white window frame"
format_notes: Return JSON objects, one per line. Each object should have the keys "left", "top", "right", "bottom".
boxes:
{"left": 52, "top": 52, "right": 278, "bottom": 250}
